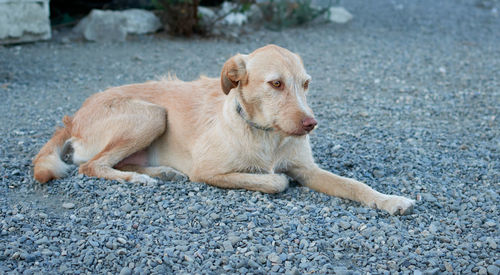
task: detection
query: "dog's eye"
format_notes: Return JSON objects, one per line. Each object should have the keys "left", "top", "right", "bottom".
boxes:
{"left": 269, "top": 80, "right": 283, "bottom": 89}
{"left": 304, "top": 80, "right": 309, "bottom": 90}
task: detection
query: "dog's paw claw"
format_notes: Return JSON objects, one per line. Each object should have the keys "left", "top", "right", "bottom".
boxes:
{"left": 377, "top": 195, "right": 416, "bottom": 215}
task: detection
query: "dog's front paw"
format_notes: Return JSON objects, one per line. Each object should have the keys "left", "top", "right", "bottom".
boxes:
{"left": 130, "top": 173, "right": 158, "bottom": 185}
{"left": 376, "top": 195, "right": 415, "bottom": 215}
{"left": 260, "top": 174, "right": 289, "bottom": 194}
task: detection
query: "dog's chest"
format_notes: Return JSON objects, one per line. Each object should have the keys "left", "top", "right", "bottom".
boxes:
{"left": 234, "top": 135, "right": 291, "bottom": 173}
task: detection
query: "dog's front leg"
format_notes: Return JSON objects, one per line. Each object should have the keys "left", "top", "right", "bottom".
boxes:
{"left": 288, "top": 165, "right": 415, "bottom": 215}
{"left": 193, "top": 173, "right": 289, "bottom": 194}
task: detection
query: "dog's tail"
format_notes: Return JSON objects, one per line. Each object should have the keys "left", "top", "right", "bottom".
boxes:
{"left": 33, "top": 116, "right": 73, "bottom": 183}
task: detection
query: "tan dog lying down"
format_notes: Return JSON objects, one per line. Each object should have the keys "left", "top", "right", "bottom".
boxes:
{"left": 33, "top": 45, "right": 415, "bottom": 215}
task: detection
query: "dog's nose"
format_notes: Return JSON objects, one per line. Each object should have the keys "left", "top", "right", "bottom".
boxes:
{"left": 302, "top": 117, "right": 317, "bottom": 132}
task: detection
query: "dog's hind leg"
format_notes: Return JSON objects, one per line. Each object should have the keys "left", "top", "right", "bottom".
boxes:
{"left": 75, "top": 99, "right": 167, "bottom": 184}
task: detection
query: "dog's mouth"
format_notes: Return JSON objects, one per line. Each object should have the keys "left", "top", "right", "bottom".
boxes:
{"left": 273, "top": 124, "right": 312, "bottom": 137}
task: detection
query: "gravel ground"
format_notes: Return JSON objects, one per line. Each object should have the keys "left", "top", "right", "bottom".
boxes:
{"left": 1, "top": 0, "right": 499, "bottom": 274}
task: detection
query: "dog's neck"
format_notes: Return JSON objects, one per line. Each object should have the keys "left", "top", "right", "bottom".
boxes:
{"left": 234, "top": 99, "right": 273, "bottom": 132}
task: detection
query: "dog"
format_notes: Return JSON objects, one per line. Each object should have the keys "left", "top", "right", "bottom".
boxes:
{"left": 33, "top": 45, "right": 415, "bottom": 215}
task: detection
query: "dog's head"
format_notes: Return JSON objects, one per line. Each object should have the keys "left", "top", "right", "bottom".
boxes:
{"left": 221, "top": 44, "right": 317, "bottom": 136}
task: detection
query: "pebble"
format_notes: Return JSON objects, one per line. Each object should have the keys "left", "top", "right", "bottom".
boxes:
{"left": 484, "top": 220, "right": 496, "bottom": 227}
{"left": 421, "top": 193, "right": 437, "bottom": 202}
{"left": 339, "top": 220, "right": 351, "bottom": 230}
{"left": 372, "top": 168, "right": 384, "bottom": 178}
{"left": 117, "top": 237, "right": 127, "bottom": 244}
{"left": 487, "top": 265, "right": 499, "bottom": 275}
{"left": 222, "top": 241, "right": 234, "bottom": 251}
{"left": 267, "top": 253, "right": 281, "bottom": 264}
{"left": 228, "top": 235, "right": 241, "bottom": 245}
{"left": 119, "top": 267, "right": 132, "bottom": 275}
{"left": 248, "top": 259, "right": 260, "bottom": 269}
{"left": 116, "top": 249, "right": 127, "bottom": 255}
{"left": 184, "top": 255, "right": 194, "bottom": 262}
{"left": 486, "top": 237, "right": 497, "bottom": 249}
{"left": 62, "top": 203, "right": 75, "bottom": 209}
{"left": 121, "top": 204, "right": 133, "bottom": 213}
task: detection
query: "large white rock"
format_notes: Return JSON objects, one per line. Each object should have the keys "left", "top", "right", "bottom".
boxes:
{"left": 121, "top": 9, "right": 162, "bottom": 34}
{"left": 0, "top": 0, "right": 51, "bottom": 44}
{"left": 74, "top": 9, "right": 161, "bottom": 42}
{"left": 198, "top": 6, "right": 217, "bottom": 27}
{"left": 224, "top": 12, "right": 248, "bottom": 26}
{"left": 75, "top": 10, "right": 128, "bottom": 42}
{"left": 198, "top": 6, "right": 216, "bottom": 21}
{"left": 220, "top": 2, "right": 248, "bottom": 26}
{"left": 327, "top": 7, "right": 353, "bottom": 24}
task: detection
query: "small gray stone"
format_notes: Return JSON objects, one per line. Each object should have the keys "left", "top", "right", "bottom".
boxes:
{"left": 372, "top": 168, "right": 384, "bottom": 178}
{"left": 235, "top": 213, "right": 248, "bottom": 221}
{"left": 62, "top": 203, "right": 75, "bottom": 209}
{"left": 339, "top": 220, "right": 351, "bottom": 230}
{"left": 248, "top": 259, "right": 260, "bottom": 269}
{"left": 299, "top": 239, "right": 309, "bottom": 249}
{"left": 117, "top": 237, "right": 127, "bottom": 244}
{"left": 421, "top": 193, "right": 437, "bottom": 202}
{"left": 484, "top": 220, "right": 496, "bottom": 227}
{"left": 425, "top": 267, "right": 440, "bottom": 275}
{"left": 83, "top": 254, "right": 94, "bottom": 265}
{"left": 119, "top": 267, "right": 132, "bottom": 275}
{"left": 228, "top": 235, "right": 241, "bottom": 245}
{"left": 333, "top": 266, "right": 351, "bottom": 275}
{"left": 222, "top": 241, "right": 233, "bottom": 251}
{"left": 35, "top": 236, "right": 48, "bottom": 245}
{"left": 487, "top": 265, "right": 499, "bottom": 275}
{"left": 105, "top": 241, "right": 114, "bottom": 249}
{"left": 428, "top": 223, "right": 439, "bottom": 234}
{"left": 121, "top": 204, "right": 133, "bottom": 213}
{"left": 486, "top": 237, "right": 497, "bottom": 249}
{"left": 287, "top": 267, "right": 301, "bottom": 275}
{"left": 184, "top": 255, "right": 194, "bottom": 262}
{"left": 267, "top": 253, "right": 281, "bottom": 264}
{"left": 116, "top": 248, "right": 127, "bottom": 255}
{"left": 13, "top": 213, "right": 24, "bottom": 221}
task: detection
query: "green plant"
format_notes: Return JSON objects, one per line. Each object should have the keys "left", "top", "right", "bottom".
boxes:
{"left": 154, "top": 0, "right": 200, "bottom": 36}
{"left": 153, "top": 0, "right": 196, "bottom": 8}
{"left": 196, "top": 0, "right": 254, "bottom": 35}
{"left": 258, "top": 0, "right": 335, "bottom": 30}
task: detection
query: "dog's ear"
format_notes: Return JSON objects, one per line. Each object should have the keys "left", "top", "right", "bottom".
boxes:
{"left": 221, "top": 54, "right": 247, "bottom": 95}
